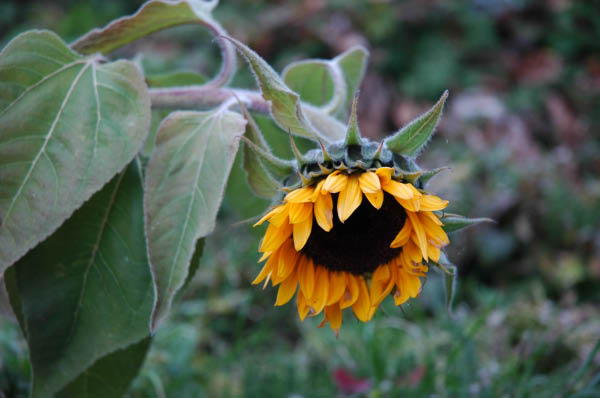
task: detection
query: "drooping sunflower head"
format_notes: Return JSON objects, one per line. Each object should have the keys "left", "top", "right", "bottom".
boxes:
{"left": 245, "top": 93, "right": 487, "bottom": 335}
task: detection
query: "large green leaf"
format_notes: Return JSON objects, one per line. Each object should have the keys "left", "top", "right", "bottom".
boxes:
{"left": 6, "top": 161, "right": 154, "bottom": 397}
{"left": 57, "top": 337, "right": 151, "bottom": 398}
{"left": 0, "top": 30, "right": 150, "bottom": 274}
{"left": 384, "top": 90, "right": 448, "bottom": 157}
{"left": 227, "top": 37, "right": 344, "bottom": 142}
{"left": 145, "top": 108, "right": 246, "bottom": 330}
{"left": 71, "top": 0, "right": 218, "bottom": 55}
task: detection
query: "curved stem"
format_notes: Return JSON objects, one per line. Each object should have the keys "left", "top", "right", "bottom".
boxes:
{"left": 149, "top": 86, "right": 270, "bottom": 113}
{"left": 198, "top": 18, "right": 236, "bottom": 89}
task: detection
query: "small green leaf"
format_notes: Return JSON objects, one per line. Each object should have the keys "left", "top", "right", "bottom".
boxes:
{"left": 242, "top": 145, "right": 281, "bottom": 199}
{"left": 344, "top": 94, "right": 362, "bottom": 146}
{"left": 145, "top": 70, "right": 207, "bottom": 88}
{"left": 0, "top": 30, "right": 150, "bottom": 274}
{"left": 238, "top": 102, "right": 295, "bottom": 179}
{"left": 283, "top": 60, "right": 345, "bottom": 114}
{"left": 71, "top": 0, "right": 213, "bottom": 54}
{"left": 238, "top": 105, "right": 286, "bottom": 198}
{"left": 57, "top": 337, "right": 151, "bottom": 398}
{"left": 145, "top": 108, "right": 246, "bottom": 330}
{"left": 419, "top": 166, "right": 450, "bottom": 186}
{"left": 441, "top": 214, "right": 495, "bottom": 233}
{"left": 226, "top": 37, "right": 344, "bottom": 142}
{"left": 282, "top": 46, "right": 368, "bottom": 121}
{"left": 6, "top": 161, "right": 154, "bottom": 397}
{"left": 335, "top": 46, "right": 368, "bottom": 118}
{"left": 385, "top": 90, "right": 448, "bottom": 157}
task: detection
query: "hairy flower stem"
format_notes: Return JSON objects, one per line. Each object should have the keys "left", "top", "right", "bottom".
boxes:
{"left": 149, "top": 87, "right": 270, "bottom": 113}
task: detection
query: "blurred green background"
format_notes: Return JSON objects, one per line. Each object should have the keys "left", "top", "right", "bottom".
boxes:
{"left": 1, "top": 0, "right": 599, "bottom": 397}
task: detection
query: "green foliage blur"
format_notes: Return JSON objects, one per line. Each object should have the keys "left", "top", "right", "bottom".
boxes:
{"left": 1, "top": 0, "right": 599, "bottom": 397}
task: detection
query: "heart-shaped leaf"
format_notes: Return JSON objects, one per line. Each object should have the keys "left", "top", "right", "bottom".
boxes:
{"left": 0, "top": 30, "right": 150, "bottom": 274}
{"left": 5, "top": 161, "right": 154, "bottom": 397}
{"left": 145, "top": 108, "right": 246, "bottom": 330}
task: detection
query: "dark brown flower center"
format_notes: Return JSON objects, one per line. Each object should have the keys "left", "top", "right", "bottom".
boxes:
{"left": 301, "top": 193, "right": 406, "bottom": 275}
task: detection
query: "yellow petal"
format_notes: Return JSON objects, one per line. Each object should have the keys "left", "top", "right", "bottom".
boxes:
{"left": 259, "top": 222, "right": 293, "bottom": 253}
{"left": 277, "top": 240, "right": 299, "bottom": 280}
{"left": 393, "top": 267, "right": 422, "bottom": 306}
{"left": 257, "top": 251, "right": 272, "bottom": 263}
{"left": 428, "top": 244, "right": 441, "bottom": 263}
{"left": 364, "top": 190, "right": 384, "bottom": 209}
{"left": 407, "top": 211, "right": 428, "bottom": 262}
{"left": 275, "top": 269, "right": 298, "bottom": 306}
{"left": 324, "top": 303, "right": 343, "bottom": 335}
{"left": 419, "top": 194, "right": 449, "bottom": 211}
{"left": 352, "top": 276, "right": 371, "bottom": 322}
{"left": 322, "top": 170, "right": 348, "bottom": 193}
{"left": 376, "top": 167, "right": 394, "bottom": 185}
{"left": 382, "top": 180, "right": 413, "bottom": 200}
{"left": 298, "top": 257, "right": 315, "bottom": 299}
{"left": 327, "top": 271, "right": 346, "bottom": 305}
{"left": 289, "top": 202, "right": 313, "bottom": 224}
{"left": 358, "top": 171, "right": 381, "bottom": 194}
{"left": 285, "top": 186, "right": 315, "bottom": 203}
{"left": 252, "top": 261, "right": 272, "bottom": 285}
{"left": 297, "top": 291, "right": 310, "bottom": 321}
{"left": 390, "top": 220, "right": 412, "bottom": 248}
{"left": 253, "top": 204, "right": 286, "bottom": 227}
{"left": 311, "top": 179, "right": 326, "bottom": 202}
{"left": 419, "top": 212, "right": 449, "bottom": 247}
{"left": 395, "top": 197, "right": 417, "bottom": 212}
{"left": 308, "top": 266, "right": 329, "bottom": 315}
{"left": 293, "top": 215, "right": 313, "bottom": 251}
{"left": 403, "top": 240, "right": 423, "bottom": 265}
{"left": 369, "top": 264, "right": 394, "bottom": 308}
{"left": 340, "top": 273, "right": 359, "bottom": 309}
{"left": 337, "top": 174, "right": 362, "bottom": 223}
{"left": 269, "top": 203, "right": 290, "bottom": 227}
{"left": 422, "top": 210, "right": 443, "bottom": 226}
{"left": 314, "top": 192, "right": 333, "bottom": 232}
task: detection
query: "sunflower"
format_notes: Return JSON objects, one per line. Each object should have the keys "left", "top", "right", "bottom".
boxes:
{"left": 243, "top": 92, "right": 487, "bottom": 335}
{"left": 253, "top": 165, "right": 449, "bottom": 334}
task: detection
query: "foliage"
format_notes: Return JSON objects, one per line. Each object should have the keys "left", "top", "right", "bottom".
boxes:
{"left": 1, "top": 0, "right": 599, "bottom": 396}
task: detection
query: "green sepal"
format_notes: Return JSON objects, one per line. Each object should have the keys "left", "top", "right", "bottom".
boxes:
{"left": 385, "top": 90, "right": 448, "bottom": 157}
{"left": 433, "top": 251, "right": 457, "bottom": 314}
{"left": 441, "top": 213, "right": 495, "bottom": 233}
{"left": 237, "top": 101, "right": 294, "bottom": 193}
{"left": 289, "top": 133, "right": 308, "bottom": 166}
{"left": 419, "top": 167, "right": 450, "bottom": 186}
{"left": 344, "top": 94, "right": 362, "bottom": 146}
{"left": 402, "top": 166, "right": 449, "bottom": 185}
